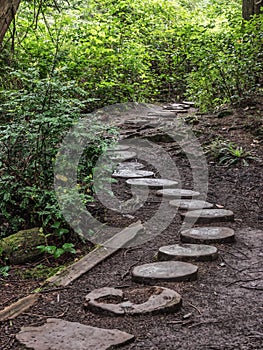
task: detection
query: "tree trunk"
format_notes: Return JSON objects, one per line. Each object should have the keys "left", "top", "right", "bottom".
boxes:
{"left": 242, "top": 0, "right": 263, "bottom": 20}
{"left": 0, "top": 0, "right": 21, "bottom": 45}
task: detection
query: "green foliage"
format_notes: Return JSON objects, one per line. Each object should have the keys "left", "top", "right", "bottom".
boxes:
{"left": 205, "top": 138, "right": 258, "bottom": 166}
{"left": 1, "top": 0, "right": 261, "bottom": 110}
{"left": 0, "top": 67, "right": 115, "bottom": 238}
{"left": 37, "top": 242, "right": 76, "bottom": 258}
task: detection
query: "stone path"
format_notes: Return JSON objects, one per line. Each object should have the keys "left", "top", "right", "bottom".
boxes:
{"left": 16, "top": 103, "right": 240, "bottom": 350}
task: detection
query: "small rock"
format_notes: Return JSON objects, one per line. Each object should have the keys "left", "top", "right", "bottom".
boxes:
{"left": 16, "top": 318, "right": 134, "bottom": 350}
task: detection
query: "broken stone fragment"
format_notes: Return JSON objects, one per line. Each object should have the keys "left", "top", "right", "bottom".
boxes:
{"left": 85, "top": 286, "right": 182, "bottom": 315}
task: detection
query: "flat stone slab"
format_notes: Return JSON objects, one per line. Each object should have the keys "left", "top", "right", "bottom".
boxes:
{"left": 156, "top": 189, "right": 200, "bottom": 199}
{"left": 126, "top": 178, "right": 178, "bottom": 188}
{"left": 109, "top": 151, "right": 137, "bottom": 161}
{"left": 158, "top": 243, "right": 218, "bottom": 262}
{"left": 132, "top": 261, "right": 198, "bottom": 284}
{"left": 181, "top": 209, "right": 234, "bottom": 224}
{"left": 16, "top": 318, "right": 134, "bottom": 350}
{"left": 169, "top": 199, "right": 214, "bottom": 211}
{"left": 107, "top": 144, "right": 130, "bottom": 152}
{"left": 180, "top": 227, "right": 236, "bottom": 244}
{"left": 117, "top": 162, "right": 145, "bottom": 170}
{"left": 113, "top": 169, "right": 154, "bottom": 178}
{"left": 85, "top": 286, "right": 182, "bottom": 315}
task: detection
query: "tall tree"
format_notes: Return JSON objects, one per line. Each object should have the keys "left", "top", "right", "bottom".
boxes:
{"left": 0, "top": 0, "right": 21, "bottom": 45}
{"left": 242, "top": 0, "right": 263, "bottom": 20}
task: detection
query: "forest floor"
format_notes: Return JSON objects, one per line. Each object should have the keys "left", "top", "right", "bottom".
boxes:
{"left": 0, "top": 98, "right": 263, "bottom": 349}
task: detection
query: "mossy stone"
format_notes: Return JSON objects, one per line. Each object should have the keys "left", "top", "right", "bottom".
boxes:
{"left": 0, "top": 228, "right": 45, "bottom": 264}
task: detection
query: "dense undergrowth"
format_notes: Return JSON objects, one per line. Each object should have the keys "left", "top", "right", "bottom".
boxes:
{"left": 0, "top": 0, "right": 262, "bottom": 250}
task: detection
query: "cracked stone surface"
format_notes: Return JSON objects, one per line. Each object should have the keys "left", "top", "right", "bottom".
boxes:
{"left": 85, "top": 286, "right": 182, "bottom": 315}
{"left": 156, "top": 188, "right": 200, "bottom": 199}
{"left": 132, "top": 261, "right": 198, "bottom": 284}
{"left": 181, "top": 208, "right": 234, "bottom": 223}
{"left": 113, "top": 169, "right": 154, "bottom": 178}
{"left": 126, "top": 178, "right": 178, "bottom": 188}
{"left": 169, "top": 199, "right": 214, "bottom": 210}
{"left": 180, "top": 227, "right": 236, "bottom": 244}
{"left": 16, "top": 318, "right": 134, "bottom": 350}
{"left": 158, "top": 243, "right": 218, "bottom": 261}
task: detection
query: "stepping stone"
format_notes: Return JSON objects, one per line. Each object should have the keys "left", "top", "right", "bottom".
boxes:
{"left": 169, "top": 199, "right": 214, "bottom": 211}
{"left": 181, "top": 209, "right": 234, "bottom": 224}
{"left": 132, "top": 261, "right": 198, "bottom": 284}
{"left": 117, "top": 162, "right": 145, "bottom": 170}
{"left": 180, "top": 227, "right": 236, "bottom": 244}
{"left": 158, "top": 243, "right": 218, "bottom": 262}
{"left": 126, "top": 178, "right": 178, "bottom": 188}
{"left": 16, "top": 318, "right": 134, "bottom": 350}
{"left": 107, "top": 144, "right": 130, "bottom": 152}
{"left": 113, "top": 169, "right": 154, "bottom": 178}
{"left": 85, "top": 286, "right": 182, "bottom": 315}
{"left": 157, "top": 188, "right": 200, "bottom": 199}
{"left": 109, "top": 151, "right": 137, "bottom": 161}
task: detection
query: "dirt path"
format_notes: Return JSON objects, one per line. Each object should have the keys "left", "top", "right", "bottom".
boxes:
{"left": 1, "top": 101, "right": 263, "bottom": 349}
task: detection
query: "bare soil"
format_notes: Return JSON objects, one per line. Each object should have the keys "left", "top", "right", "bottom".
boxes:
{"left": 0, "top": 100, "right": 263, "bottom": 350}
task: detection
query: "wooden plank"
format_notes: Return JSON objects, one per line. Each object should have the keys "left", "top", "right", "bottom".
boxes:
{"left": 0, "top": 294, "right": 38, "bottom": 322}
{"left": 46, "top": 221, "right": 144, "bottom": 287}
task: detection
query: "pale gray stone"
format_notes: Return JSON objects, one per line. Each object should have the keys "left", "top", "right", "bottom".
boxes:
{"left": 107, "top": 144, "right": 130, "bottom": 152}
{"left": 158, "top": 243, "right": 218, "bottom": 261}
{"left": 117, "top": 162, "right": 145, "bottom": 170}
{"left": 126, "top": 178, "right": 178, "bottom": 188}
{"left": 113, "top": 169, "right": 154, "bottom": 178}
{"left": 181, "top": 209, "right": 234, "bottom": 224}
{"left": 16, "top": 318, "right": 134, "bottom": 350}
{"left": 85, "top": 286, "right": 182, "bottom": 315}
{"left": 169, "top": 199, "right": 214, "bottom": 210}
{"left": 132, "top": 261, "right": 198, "bottom": 284}
{"left": 109, "top": 151, "right": 137, "bottom": 161}
{"left": 180, "top": 227, "right": 235, "bottom": 244}
{"left": 156, "top": 189, "right": 200, "bottom": 199}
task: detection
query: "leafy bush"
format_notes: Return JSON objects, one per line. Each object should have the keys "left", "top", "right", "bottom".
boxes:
{"left": 0, "top": 68, "right": 114, "bottom": 238}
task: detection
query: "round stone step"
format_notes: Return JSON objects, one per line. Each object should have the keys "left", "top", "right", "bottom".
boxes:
{"left": 126, "top": 178, "right": 178, "bottom": 188}
{"left": 113, "top": 169, "right": 154, "bottom": 178}
{"left": 117, "top": 162, "right": 145, "bottom": 171}
{"left": 158, "top": 243, "right": 218, "bottom": 262}
{"left": 181, "top": 209, "right": 234, "bottom": 224}
{"left": 109, "top": 151, "right": 137, "bottom": 161}
{"left": 156, "top": 189, "right": 200, "bottom": 199}
{"left": 107, "top": 144, "right": 130, "bottom": 152}
{"left": 132, "top": 261, "right": 198, "bottom": 284}
{"left": 85, "top": 286, "right": 182, "bottom": 315}
{"left": 169, "top": 199, "right": 214, "bottom": 211}
{"left": 180, "top": 227, "right": 235, "bottom": 244}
